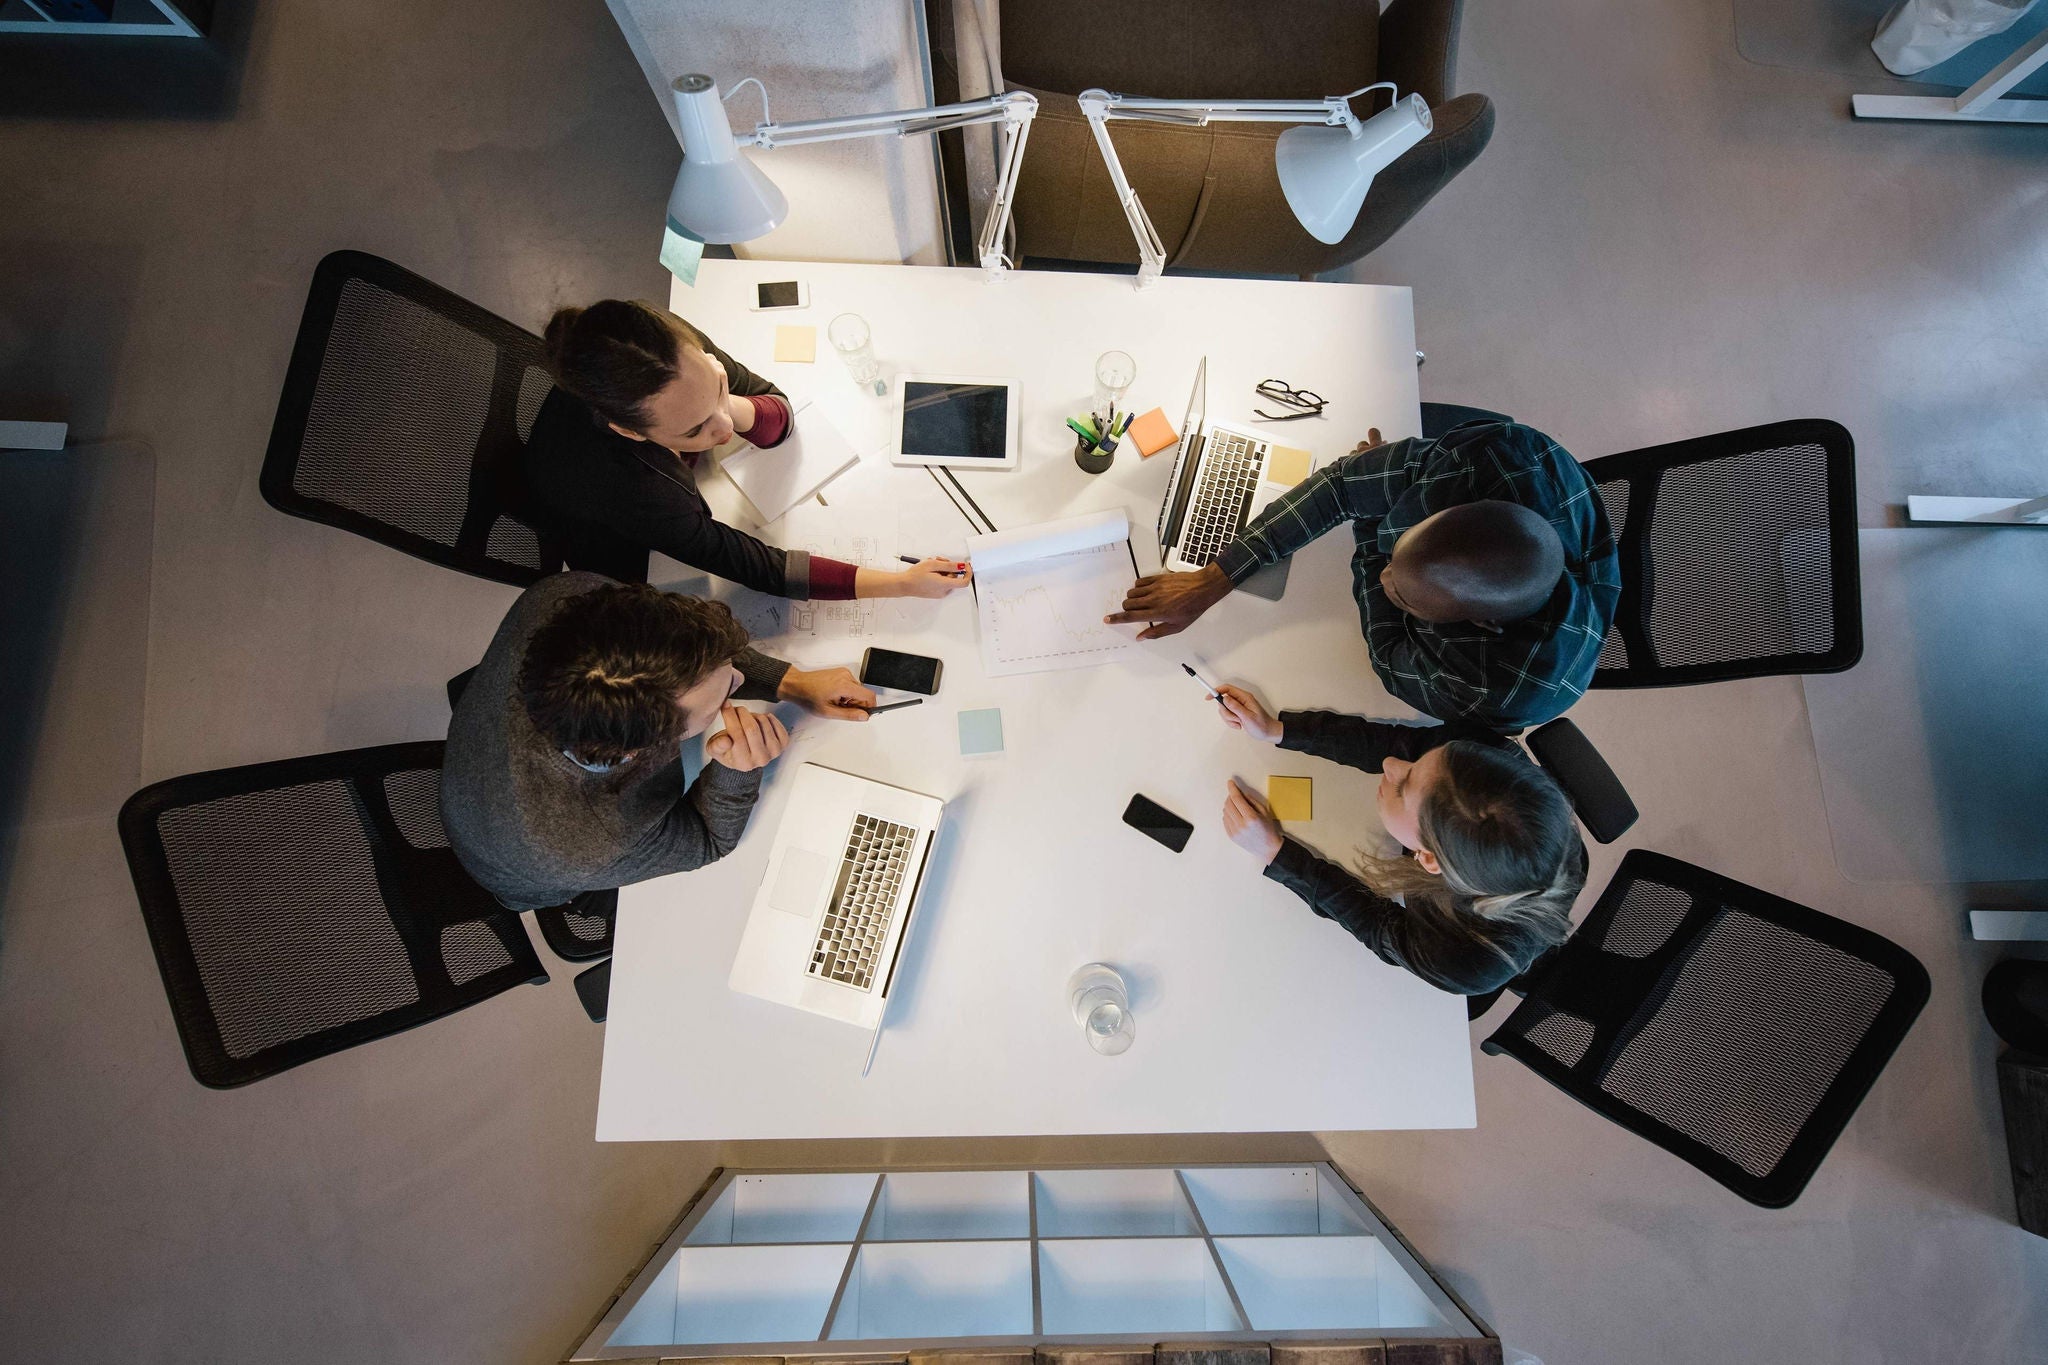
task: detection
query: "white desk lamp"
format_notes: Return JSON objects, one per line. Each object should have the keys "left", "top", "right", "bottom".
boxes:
{"left": 666, "top": 74, "right": 1039, "bottom": 280}
{"left": 1077, "top": 83, "right": 1432, "bottom": 287}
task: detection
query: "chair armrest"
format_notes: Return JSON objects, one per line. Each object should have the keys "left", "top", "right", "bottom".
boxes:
{"left": 1525, "top": 718, "right": 1640, "bottom": 844}
{"left": 1378, "top": 0, "right": 1465, "bottom": 108}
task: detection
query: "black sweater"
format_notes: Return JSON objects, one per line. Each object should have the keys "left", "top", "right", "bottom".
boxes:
{"left": 1262, "top": 711, "right": 1569, "bottom": 996}
{"left": 521, "top": 332, "right": 825, "bottom": 598}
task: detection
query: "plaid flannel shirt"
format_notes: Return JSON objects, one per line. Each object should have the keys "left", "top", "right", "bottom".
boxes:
{"left": 1214, "top": 421, "right": 1619, "bottom": 730}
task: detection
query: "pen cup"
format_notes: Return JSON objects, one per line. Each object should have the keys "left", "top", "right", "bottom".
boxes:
{"left": 1074, "top": 430, "right": 1112, "bottom": 474}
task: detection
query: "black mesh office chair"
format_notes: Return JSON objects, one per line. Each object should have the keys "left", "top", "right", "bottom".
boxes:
{"left": 118, "top": 741, "right": 549, "bottom": 1087}
{"left": 1584, "top": 419, "right": 1861, "bottom": 688}
{"left": 260, "top": 250, "right": 567, "bottom": 587}
{"left": 1481, "top": 849, "right": 1927, "bottom": 1206}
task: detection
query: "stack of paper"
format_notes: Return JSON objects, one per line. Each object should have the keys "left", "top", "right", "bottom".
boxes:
{"left": 718, "top": 397, "right": 862, "bottom": 524}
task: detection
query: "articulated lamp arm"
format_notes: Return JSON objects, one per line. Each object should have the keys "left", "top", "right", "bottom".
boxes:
{"left": 1076, "top": 84, "right": 1423, "bottom": 288}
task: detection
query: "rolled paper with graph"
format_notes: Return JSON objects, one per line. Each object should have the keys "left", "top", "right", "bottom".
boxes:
{"left": 967, "top": 509, "right": 1139, "bottom": 677}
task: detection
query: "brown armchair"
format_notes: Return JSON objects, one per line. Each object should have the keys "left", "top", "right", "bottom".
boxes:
{"left": 993, "top": 0, "right": 1492, "bottom": 276}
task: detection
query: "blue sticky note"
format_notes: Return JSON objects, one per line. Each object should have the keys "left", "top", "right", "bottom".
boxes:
{"left": 660, "top": 221, "right": 705, "bottom": 288}
{"left": 958, "top": 708, "right": 1004, "bottom": 757}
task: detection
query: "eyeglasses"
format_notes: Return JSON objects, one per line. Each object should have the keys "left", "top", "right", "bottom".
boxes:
{"left": 1253, "top": 379, "right": 1326, "bottom": 422}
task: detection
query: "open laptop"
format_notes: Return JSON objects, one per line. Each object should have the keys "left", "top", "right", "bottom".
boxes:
{"left": 729, "top": 763, "right": 944, "bottom": 1033}
{"left": 1155, "top": 357, "right": 1295, "bottom": 601}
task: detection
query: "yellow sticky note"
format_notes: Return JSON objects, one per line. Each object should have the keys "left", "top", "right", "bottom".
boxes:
{"left": 774, "top": 325, "right": 817, "bottom": 363}
{"left": 1267, "top": 775, "right": 1312, "bottom": 822}
{"left": 1266, "top": 444, "right": 1312, "bottom": 487}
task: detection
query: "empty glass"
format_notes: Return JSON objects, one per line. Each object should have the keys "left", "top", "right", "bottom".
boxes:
{"left": 1067, "top": 963, "right": 1136, "bottom": 1056}
{"left": 1092, "top": 350, "right": 1136, "bottom": 421}
{"left": 828, "top": 312, "right": 885, "bottom": 395}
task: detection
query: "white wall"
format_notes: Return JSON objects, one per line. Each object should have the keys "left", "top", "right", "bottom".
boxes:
{"left": 605, "top": 0, "right": 947, "bottom": 265}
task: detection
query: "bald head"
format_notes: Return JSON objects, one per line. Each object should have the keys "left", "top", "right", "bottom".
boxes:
{"left": 1382, "top": 501, "right": 1566, "bottom": 624}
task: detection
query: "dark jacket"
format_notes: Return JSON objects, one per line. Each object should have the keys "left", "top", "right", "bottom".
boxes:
{"left": 440, "top": 571, "right": 792, "bottom": 910}
{"left": 521, "top": 331, "right": 829, "bottom": 598}
{"left": 1261, "top": 709, "right": 1574, "bottom": 995}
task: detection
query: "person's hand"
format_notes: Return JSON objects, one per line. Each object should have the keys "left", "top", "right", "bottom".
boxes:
{"left": 777, "top": 665, "right": 877, "bottom": 721}
{"left": 1216, "top": 684, "right": 1283, "bottom": 744}
{"left": 1222, "top": 778, "right": 1284, "bottom": 865}
{"left": 1348, "top": 427, "right": 1385, "bottom": 457}
{"left": 705, "top": 704, "right": 789, "bottom": 772}
{"left": 891, "top": 559, "right": 973, "bottom": 598}
{"left": 1105, "top": 562, "right": 1233, "bottom": 640}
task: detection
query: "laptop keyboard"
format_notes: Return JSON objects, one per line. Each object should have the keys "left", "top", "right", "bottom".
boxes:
{"left": 1177, "top": 431, "right": 1265, "bottom": 567}
{"left": 807, "top": 813, "right": 918, "bottom": 991}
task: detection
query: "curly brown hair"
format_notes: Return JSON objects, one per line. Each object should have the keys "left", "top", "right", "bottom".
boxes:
{"left": 518, "top": 583, "right": 749, "bottom": 766}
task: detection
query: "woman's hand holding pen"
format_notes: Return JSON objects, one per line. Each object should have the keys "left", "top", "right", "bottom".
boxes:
{"left": 888, "top": 557, "right": 973, "bottom": 598}
{"left": 1215, "top": 684, "right": 1284, "bottom": 745}
{"left": 859, "top": 557, "right": 972, "bottom": 598}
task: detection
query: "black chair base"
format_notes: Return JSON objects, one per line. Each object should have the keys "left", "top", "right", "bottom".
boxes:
{"left": 574, "top": 959, "right": 611, "bottom": 1023}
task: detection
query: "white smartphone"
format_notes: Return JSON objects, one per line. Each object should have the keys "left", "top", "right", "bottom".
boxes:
{"left": 748, "top": 280, "right": 809, "bottom": 311}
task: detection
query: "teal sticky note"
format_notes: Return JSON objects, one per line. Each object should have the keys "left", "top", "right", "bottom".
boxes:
{"left": 660, "top": 221, "right": 705, "bottom": 288}
{"left": 958, "top": 708, "right": 1004, "bottom": 757}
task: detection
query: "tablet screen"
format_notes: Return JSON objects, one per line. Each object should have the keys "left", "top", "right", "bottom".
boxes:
{"left": 901, "top": 381, "right": 1010, "bottom": 460}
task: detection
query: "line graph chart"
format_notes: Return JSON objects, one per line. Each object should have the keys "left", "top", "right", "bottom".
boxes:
{"left": 980, "top": 541, "right": 1135, "bottom": 674}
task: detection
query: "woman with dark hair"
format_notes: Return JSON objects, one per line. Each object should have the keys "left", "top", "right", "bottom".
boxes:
{"left": 523, "top": 299, "right": 969, "bottom": 601}
{"left": 1211, "top": 683, "right": 1584, "bottom": 995}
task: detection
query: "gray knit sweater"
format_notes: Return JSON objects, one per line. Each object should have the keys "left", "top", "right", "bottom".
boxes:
{"left": 441, "top": 572, "right": 792, "bottom": 911}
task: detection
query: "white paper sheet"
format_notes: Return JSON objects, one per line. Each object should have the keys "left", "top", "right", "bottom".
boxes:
{"left": 970, "top": 509, "right": 1138, "bottom": 677}
{"left": 717, "top": 397, "right": 863, "bottom": 524}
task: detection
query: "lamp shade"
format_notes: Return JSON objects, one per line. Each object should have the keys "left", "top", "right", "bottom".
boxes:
{"left": 1274, "top": 93, "right": 1433, "bottom": 245}
{"left": 667, "top": 74, "right": 788, "bottom": 244}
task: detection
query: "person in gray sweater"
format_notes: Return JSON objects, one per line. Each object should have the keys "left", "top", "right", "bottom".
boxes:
{"left": 441, "top": 572, "right": 878, "bottom": 911}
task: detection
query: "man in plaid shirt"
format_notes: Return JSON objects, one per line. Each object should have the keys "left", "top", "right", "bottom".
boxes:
{"left": 1109, "top": 420, "right": 1620, "bottom": 731}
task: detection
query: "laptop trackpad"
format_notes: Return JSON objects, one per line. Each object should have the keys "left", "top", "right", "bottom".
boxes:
{"left": 768, "top": 848, "right": 831, "bottom": 916}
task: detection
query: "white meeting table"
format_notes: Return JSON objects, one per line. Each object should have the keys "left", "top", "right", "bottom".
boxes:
{"left": 594, "top": 258, "right": 1463, "bottom": 1140}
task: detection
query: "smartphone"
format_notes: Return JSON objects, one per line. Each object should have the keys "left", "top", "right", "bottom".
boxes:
{"left": 749, "top": 280, "right": 809, "bottom": 311}
{"left": 1122, "top": 794, "right": 1194, "bottom": 853}
{"left": 859, "top": 647, "right": 943, "bottom": 695}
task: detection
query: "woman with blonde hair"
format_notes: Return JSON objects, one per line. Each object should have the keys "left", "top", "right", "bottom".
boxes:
{"left": 1213, "top": 684, "right": 1584, "bottom": 995}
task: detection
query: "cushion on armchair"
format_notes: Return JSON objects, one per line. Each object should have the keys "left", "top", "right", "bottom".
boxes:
{"left": 999, "top": 0, "right": 1377, "bottom": 101}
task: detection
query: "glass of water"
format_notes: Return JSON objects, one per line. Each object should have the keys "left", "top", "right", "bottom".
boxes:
{"left": 828, "top": 312, "right": 885, "bottom": 396}
{"left": 1092, "top": 350, "right": 1136, "bottom": 421}
{"left": 1067, "top": 963, "right": 1136, "bottom": 1056}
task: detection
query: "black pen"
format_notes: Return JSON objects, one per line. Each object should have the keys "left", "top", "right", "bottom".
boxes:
{"left": 897, "top": 555, "right": 969, "bottom": 576}
{"left": 863, "top": 698, "right": 924, "bottom": 714}
{"left": 1182, "top": 662, "right": 1224, "bottom": 703}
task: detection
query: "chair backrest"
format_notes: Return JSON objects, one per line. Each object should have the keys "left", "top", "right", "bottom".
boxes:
{"left": 1482, "top": 849, "right": 1927, "bottom": 1206}
{"left": 1583, "top": 419, "right": 1860, "bottom": 688}
{"left": 260, "top": 250, "right": 564, "bottom": 587}
{"left": 1523, "top": 718, "right": 1638, "bottom": 844}
{"left": 117, "top": 741, "right": 547, "bottom": 1087}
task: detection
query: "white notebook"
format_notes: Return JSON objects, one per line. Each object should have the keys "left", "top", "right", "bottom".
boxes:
{"left": 969, "top": 509, "right": 1140, "bottom": 677}
{"left": 718, "top": 398, "right": 862, "bottom": 524}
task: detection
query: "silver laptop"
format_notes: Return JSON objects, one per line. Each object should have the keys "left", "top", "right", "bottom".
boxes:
{"left": 1155, "top": 358, "right": 1294, "bottom": 601}
{"left": 729, "top": 763, "right": 943, "bottom": 1032}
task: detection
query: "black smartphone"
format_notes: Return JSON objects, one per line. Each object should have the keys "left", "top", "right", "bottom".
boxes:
{"left": 1122, "top": 794, "right": 1194, "bottom": 853}
{"left": 859, "top": 647, "right": 943, "bottom": 695}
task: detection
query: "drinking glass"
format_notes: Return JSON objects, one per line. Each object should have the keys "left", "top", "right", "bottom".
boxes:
{"left": 1067, "top": 963, "right": 1136, "bottom": 1056}
{"left": 1092, "top": 350, "right": 1136, "bottom": 421}
{"left": 828, "top": 312, "right": 885, "bottom": 395}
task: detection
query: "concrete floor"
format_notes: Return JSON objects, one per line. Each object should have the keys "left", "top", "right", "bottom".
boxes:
{"left": 2, "top": 1, "right": 2046, "bottom": 1362}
